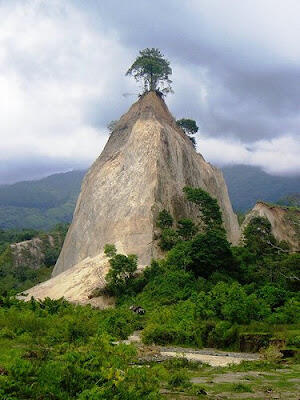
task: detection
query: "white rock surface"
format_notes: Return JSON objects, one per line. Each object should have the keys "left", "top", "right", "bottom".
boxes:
{"left": 20, "top": 253, "right": 114, "bottom": 308}
{"left": 160, "top": 351, "right": 253, "bottom": 367}
{"left": 241, "top": 202, "right": 300, "bottom": 251}
{"left": 24, "top": 92, "right": 240, "bottom": 305}
{"left": 53, "top": 91, "right": 240, "bottom": 277}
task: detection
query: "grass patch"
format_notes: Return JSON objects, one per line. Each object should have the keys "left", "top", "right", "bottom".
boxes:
{"left": 168, "top": 369, "right": 191, "bottom": 389}
{"left": 0, "top": 338, "right": 27, "bottom": 368}
{"left": 231, "top": 382, "right": 253, "bottom": 392}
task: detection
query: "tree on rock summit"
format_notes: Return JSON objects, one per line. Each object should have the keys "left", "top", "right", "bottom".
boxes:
{"left": 126, "top": 48, "right": 173, "bottom": 95}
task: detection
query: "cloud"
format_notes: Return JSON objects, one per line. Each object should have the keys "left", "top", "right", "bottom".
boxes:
{"left": 93, "top": 0, "right": 300, "bottom": 138}
{"left": 0, "top": 0, "right": 299, "bottom": 183}
{"left": 0, "top": 0, "right": 134, "bottom": 182}
{"left": 197, "top": 134, "right": 300, "bottom": 176}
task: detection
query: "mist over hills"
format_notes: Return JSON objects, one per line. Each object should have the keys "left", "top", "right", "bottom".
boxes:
{"left": 0, "top": 165, "right": 299, "bottom": 230}
{"left": 222, "top": 165, "right": 300, "bottom": 212}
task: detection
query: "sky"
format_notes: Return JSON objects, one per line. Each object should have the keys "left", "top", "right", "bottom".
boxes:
{"left": 0, "top": 0, "right": 300, "bottom": 184}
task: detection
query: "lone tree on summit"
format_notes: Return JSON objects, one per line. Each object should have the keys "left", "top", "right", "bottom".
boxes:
{"left": 126, "top": 48, "right": 173, "bottom": 95}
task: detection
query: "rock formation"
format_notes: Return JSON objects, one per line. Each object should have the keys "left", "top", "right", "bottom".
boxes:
{"left": 20, "top": 253, "right": 115, "bottom": 308}
{"left": 23, "top": 91, "right": 240, "bottom": 305}
{"left": 241, "top": 202, "right": 300, "bottom": 251}
{"left": 53, "top": 91, "right": 239, "bottom": 277}
{"left": 10, "top": 234, "right": 61, "bottom": 269}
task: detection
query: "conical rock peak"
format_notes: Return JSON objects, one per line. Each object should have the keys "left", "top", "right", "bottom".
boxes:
{"left": 52, "top": 91, "right": 240, "bottom": 277}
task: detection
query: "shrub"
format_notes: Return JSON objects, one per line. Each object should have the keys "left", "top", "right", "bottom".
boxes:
{"left": 105, "top": 251, "right": 138, "bottom": 296}
{"left": 142, "top": 321, "right": 198, "bottom": 346}
{"left": 164, "top": 357, "right": 193, "bottom": 370}
{"left": 104, "top": 244, "right": 117, "bottom": 257}
{"left": 43, "top": 247, "right": 60, "bottom": 267}
{"left": 136, "top": 267, "right": 196, "bottom": 306}
{"left": 157, "top": 210, "right": 173, "bottom": 229}
{"left": 186, "top": 230, "right": 237, "bottom": 278}
{"left": 260, "top": 345, "right": 283, "bottom": 363}
{"left": 183, "top": 186, "right": 223, "bottom": 230}
{"left": 0, "top": 327, "right": 16, "bottom": 339}
{"left": 143, "top": 324, "right": 182, "bottom": 345}
{"left": 211, "top": 282, "right": 270, "bottom": 324}
{"left": 177, "top": 218, "right": 197, "bottom": 240}
{"left": 287, "top": 335, "right": 300, "bottom": 347}
{"left": 203, "top": 321, "right": 239, "bottom": 349}
{"left": 243, "top": 216, "right": 276, "bottom": 257}
{"left": 267, "top": 298, "right": 300, "bottom": 324}
{"left": 257, "top": 285, "right": 288, "bottom": 310}
{"left": 98, "top": 307, "right": 142, "bottom": 340}
{"left": 158, "top": 228, "right": 180, "bottom": 250}
{"left": 168, "top": 370, "right": 190, "bottom": 388}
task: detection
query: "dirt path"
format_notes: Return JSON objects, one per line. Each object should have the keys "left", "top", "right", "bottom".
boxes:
{"left": 123, "top": 331, "right": 259, "bottom": 367}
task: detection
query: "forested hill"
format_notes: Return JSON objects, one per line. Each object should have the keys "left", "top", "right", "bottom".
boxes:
{"left": 0, "top": 171, "right": 85, "bottom": 230}
{"left": 0, "top": 166, "right": 299, "bottom": 230}
{"left": 222, "top": 165, "right": 300, "bottom": 212}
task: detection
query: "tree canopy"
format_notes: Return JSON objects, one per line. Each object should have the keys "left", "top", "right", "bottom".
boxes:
{"left": 104, "top": 244, "right": 137, "bottom": 296}
{"left": 176, "top": 119, "right": 199, "bottom": 149}
{"left": 176, "top": 119, "right": 199, "bottom": 135}
{"left": 183, "top": 186, "right": 224, "bottom": 231}
{"left": 126, "top": 48, "right": 173, "bottom": 95}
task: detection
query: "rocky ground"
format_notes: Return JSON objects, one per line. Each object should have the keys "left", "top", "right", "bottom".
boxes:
{"left": 120, "top": 331, "right": 300, "bottom": 399}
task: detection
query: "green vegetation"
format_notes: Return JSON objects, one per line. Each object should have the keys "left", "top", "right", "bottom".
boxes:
{"left": 0, "top": 296, "right": 299, "bottom": 399}
{"left": 104, "top": 244, "right": 138, "bottom": 296}
{"left": 0, "top": 228, "right": 39, "bottom": 254}
{"left": 0, "top": 186, "right": 299, "bottom": 399}
{"left": 99, "top": 187, "right": 300, "bottom": 350}
{"left": 0, "top": 224, "right": 68, "bottom": 296}
{"left": 126, "top": 48, "right": 173, "bottom": 95}
{"left": 0, "top": 170, "right": 85, "bottom": 230}
{"left": 0, "top": 298, "right": 159, "bottom": 400}
{"left": 176, "top": 118, "right": 199, "bottom": 148}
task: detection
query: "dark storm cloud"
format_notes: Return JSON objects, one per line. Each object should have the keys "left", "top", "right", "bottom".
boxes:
{"left": 88, "top": 0, "right": 300, "bottom": 141}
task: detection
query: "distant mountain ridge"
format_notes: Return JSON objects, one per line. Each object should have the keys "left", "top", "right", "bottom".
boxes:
{"left": 0, "top": 171, "right": 85, "bottom": 230}
{"left": 0, "top": 164, "right": 299, "bottom": 230}
{"left": 222, "top": 165, "right": 300, "bottom": 212}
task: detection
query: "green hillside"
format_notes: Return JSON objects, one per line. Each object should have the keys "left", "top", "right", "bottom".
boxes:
{"left": 277, "top": 193, "right": 300, "bottom": 207}
{"left": 0, "top": 171, "right": 85, "bottom": 230}
{"left": 222, "top": 165, "right": 300, "bottom": 212}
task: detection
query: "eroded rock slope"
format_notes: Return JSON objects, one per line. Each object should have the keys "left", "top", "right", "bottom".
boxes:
{"left": 241, "top": 202, "right": 300, "bottom": 251}
{"left": 24, "top": 92, "right": 240, "bottom": 305}
{"left": 53, "top": 91, "right": 240, "bottom": 277}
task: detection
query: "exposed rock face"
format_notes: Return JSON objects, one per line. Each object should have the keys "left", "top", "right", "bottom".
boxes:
{"left": 20, "top": 253, "right": 114, "bottom": 308}
{"left": 241, "top": 202, "right": 300, "bottom": 251}
{"left": 10, "top": 235, "right": 56, "bottom": 269}
{"left": 53, "top": 92, "right": 240, "bottom": 277}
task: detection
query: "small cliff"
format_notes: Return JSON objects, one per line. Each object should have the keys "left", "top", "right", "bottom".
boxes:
{"left": 10, "top": 234, "right": 60, "bottom": 269}
{"left": 241, "top": 202, "right": 300, "bottom": 251}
